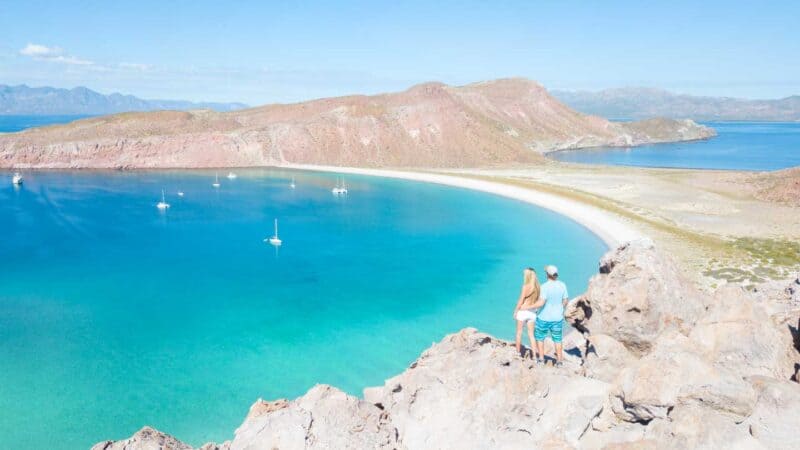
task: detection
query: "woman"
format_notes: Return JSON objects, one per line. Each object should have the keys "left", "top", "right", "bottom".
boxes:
{"left": 512, "top": 267, "right": 541, "bottom": 358}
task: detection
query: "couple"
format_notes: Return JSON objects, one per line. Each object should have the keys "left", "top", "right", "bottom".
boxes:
{"left": 512, "top": 265, "right": 569, "bottom": 367}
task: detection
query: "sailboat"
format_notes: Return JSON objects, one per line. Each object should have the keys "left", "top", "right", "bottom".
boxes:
{"left": 265, "top": 218, "right": 282, "bottom": 246}
{"left": 156, "top": 189, "right": 170, "bottom": 210}
{"left": 212, "top": 173, "right": 221, "bottom": 188}
{"left": 290, "top": 176, "right": 296, "bottom": 189}
{"left": 331, "top": 178, "right": 348, "bottom": 195}
{"left": 227, "top": 171, "right": 237, "bottom": 179}
{"left": 177, "top": 190, "right": 185, "bottom": 197}
{"left": 12, "top": 172, "right": 23, "bottom": 185}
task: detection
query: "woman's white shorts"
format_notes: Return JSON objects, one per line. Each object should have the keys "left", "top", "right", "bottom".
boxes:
{"left": 515, "top": 309, "right": 537, "bottom": 323}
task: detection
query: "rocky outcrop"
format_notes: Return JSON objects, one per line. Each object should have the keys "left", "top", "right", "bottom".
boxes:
{"left": 572, "top": 239, "right": 708, "bottom": 355}
{"left": 363, "top": 330, "right": 607, "bottom": 449}
{"left": 94, "top": 240, "right": 799, "bottom": 450}
{"left": 91, "top": 427, "right": 191, "bottom": 450}
{"left": 569, "top": 240, "right": 799, "bottom": 447}
{"left": 224, "top": 385, "right": 398, "bottom": 449}
{"left": 610, "top": 330, "right": 758, "bottom": 422}
{"left": 0, "top": 79, "right": 714, "bottom": 169}
{"left": 691, "top": 285, "right": 797, "bottom": 379}
{"left": 744, "top": 376, "right": 800, "bottom": 449}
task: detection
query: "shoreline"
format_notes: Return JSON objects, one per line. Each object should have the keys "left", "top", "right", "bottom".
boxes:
{"left": 280, "top": 163, "right": 643, "bottom": 248}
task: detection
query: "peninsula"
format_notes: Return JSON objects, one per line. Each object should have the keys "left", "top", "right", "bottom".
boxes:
{"left": 0, "top": 78, "right": 713, "bottom": 169}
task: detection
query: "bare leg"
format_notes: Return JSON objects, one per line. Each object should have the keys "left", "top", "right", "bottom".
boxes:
{"left": 555, "top": 343, "right": 563, "bottom": 363}
{"left": 536, "top": 340, "right": 545, "bottom": 361}
{"left": 515, "top": 320, "right": 523, "bottom": 355}
{"left": 526, "top": 321, "right": 536, "bottom": 359}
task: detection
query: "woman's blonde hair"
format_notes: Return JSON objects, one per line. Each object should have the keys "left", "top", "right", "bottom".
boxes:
{"left": 523, "top": 267, "right": 541, "bottom": 305}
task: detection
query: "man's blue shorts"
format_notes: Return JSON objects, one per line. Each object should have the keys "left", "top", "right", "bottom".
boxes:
{"left": 534, "top": 318, "right": 563, "bottom": 343}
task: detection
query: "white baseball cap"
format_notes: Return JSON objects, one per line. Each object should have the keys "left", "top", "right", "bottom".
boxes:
{"left": 545, "top": 265, "right": 558, "bottom": 276}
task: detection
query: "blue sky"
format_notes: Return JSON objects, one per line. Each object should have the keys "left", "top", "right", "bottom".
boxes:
{"left": 1, "top": 0, "right": 798, "bottom": 104}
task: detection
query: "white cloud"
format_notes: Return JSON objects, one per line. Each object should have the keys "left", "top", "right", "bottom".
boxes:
{"left": 53, "top": 55, "right": 94, "bottom": 65}
{"left": 118, "top": 62, "right": 152, "bottom": 71}
{"left": 18, "top": 44, "right": 156, "bottom": 72}
{"left": 19, "top": 43, "right": 93, "bottom": 65}
{"left": 19, "top": 43, "right": 64, "bottom": 58}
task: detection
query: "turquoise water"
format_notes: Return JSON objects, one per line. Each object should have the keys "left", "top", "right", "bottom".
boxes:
{"left": 0, "top": 170, "right": 606, "bottom": 449}
{"left": 0, "top": 115, "right": 94, "bottom": 133}
{"left": 550, "top": 121, "right": 800, "bottom": 171}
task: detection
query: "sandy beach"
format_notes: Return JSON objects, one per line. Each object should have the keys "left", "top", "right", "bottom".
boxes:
{"left": 284, "top": 162, "right": 800, "bottom": 289}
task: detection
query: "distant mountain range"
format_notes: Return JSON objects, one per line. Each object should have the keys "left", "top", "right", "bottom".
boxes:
{"left": 551, "top": 87, "right": 800, "bottom": 122}
{"left": 0, "top": 84, "right": 247, "bottom": 115}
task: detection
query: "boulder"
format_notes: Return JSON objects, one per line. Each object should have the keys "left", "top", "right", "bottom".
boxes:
{"left": 788, "top": 276, "right": 800, "bottom": 304}
{"left": 574, "top": 239, "right": 708, "bottom": 355}
{"left": 742, "top": 376, "right": 800, "bottom": 449}
{"left": 365, "top": 328, "right": 609, "bottom": 449}
{"left": 690, "top": 285, "right": 797, "bottom": 380}
{"left": 642, "top": 404, "right": 763, "bottom": 449}
{"left": 582, "top": 333, "right": 637, "bottom": 383}
{"left": 579, "top": 414, "right": 648, "bottom": 449}
{"left": 91, "top": 427, "right": 191, "bottom": 450}
{"left": 750, "top": 275, "right": 800, "bottom": 319}
{"left": 610, "top": 331, "right": 757, "bottom": 422}
{"left": 227, "top": 384, "right": 398, "bottom": 450}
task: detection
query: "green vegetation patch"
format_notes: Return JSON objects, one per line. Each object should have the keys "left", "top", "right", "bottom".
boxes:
{"left": 703, "top": 267, "right": 763, "bottom": 284}
{"left": 732, "top": 237, "right": 800, "bottom": 267}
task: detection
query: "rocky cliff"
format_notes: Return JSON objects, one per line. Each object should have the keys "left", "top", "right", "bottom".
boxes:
{"left": 0, "top": 79, "right": 714, "bottom": 169}
{"left": 93, "top": 240, "right": 799, "bottom": 450}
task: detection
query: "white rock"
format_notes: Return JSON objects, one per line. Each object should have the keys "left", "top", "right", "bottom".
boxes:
{"left": 610, "top": 331, "right": 757, "bottom": 422}
{"left": 366, "top": 328, "right": 610, "bottom": 449}
{"left": 228, "top": 384, "right": 398, "bottom": 450}
{"left": 691, "top": 285, "right": 797, "bottom": 379}
{"left": 577, "top": 239, "right": 708, "bottom": 355}
{"left": 742, "top": 376, "right": 800, "bottom": 450}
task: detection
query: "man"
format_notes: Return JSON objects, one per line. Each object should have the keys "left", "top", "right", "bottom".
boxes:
{"left": 530, "top": 265, "right": 569, "bottom": 367}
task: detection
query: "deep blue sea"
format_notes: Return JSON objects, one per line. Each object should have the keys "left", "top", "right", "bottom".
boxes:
{"left": 0, "top": 114, "right": 94, "bottom": 133}
{"left": 0, "top": 169, "right": 606, "bottom": 449}
{"left": 550, "top": 121, "right": 800, "bottom": 171}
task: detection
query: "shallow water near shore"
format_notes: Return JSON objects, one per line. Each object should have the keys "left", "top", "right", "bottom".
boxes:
{"left": 0, "top": 169, "right": 606, "bottom": 449}
{"left": 550, "top": 121, "right": 800, "bottom": 171}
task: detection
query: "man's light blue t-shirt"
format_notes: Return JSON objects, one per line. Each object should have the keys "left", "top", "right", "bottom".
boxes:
{"left": 538, "top": 280, "right": 569, "bottom": 322}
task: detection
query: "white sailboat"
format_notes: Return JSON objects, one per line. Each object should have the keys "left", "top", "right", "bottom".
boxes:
{"left": 227, "top": 171, "right": 237, "bottom": 179}
{"left": 265, "top": 218, "right": 282, "bottom": 246}
{"left": 156, "top": 189, "right": 170, "bottom": 210}
{"left": 331, "top": 178, "right": 348, "bottom": 195}
{"left": 12, "top": 172, "right": 23, "bottom": 185}
{"left": 177, "top": 190, "right": 185, "bottom": 197}
{"left": 290, "top": 176, "right": 296, "bottom": 189}
{"left": 212, "top": 173, "right": 221, "bottom": 188}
